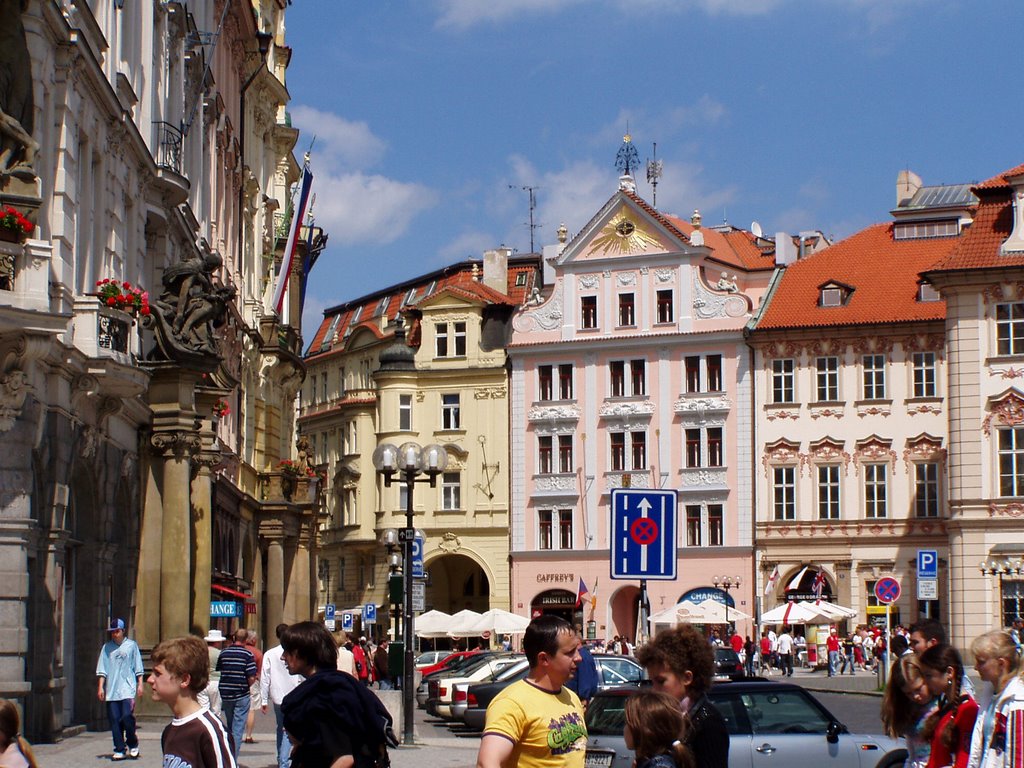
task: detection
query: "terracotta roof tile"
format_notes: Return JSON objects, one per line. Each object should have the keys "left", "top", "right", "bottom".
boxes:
{"left": 755, "top": 223, "right": 959, "bottom": 330}
{"left": 976, "top": 161, "right": 1024, "bottom": 190}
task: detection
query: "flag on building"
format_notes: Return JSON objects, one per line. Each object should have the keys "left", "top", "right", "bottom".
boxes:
{"left": 270, "top": 162, "right": 314, "bottom": 316}
{"left": 812, "top": 569, "right": 827, "bottom": 599}
{"left": 763, "top": 565, "right": 780, "bottom": 596}
{"left": 576, "top": 578, "right": 592, "bottom": 609}
{"left": 786, "top": 565, "right": 809, "bottom": 591}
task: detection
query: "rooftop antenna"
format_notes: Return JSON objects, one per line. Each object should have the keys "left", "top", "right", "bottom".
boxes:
{"left": 646, "top": 142, "right": 663, "bottom": 209}
{"left": 509, "top": 185, "right": 542, "bottom": 253}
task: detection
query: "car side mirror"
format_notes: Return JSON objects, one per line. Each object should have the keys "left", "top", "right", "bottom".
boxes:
{"left": 826, "top": 721, "right": 842, "bottom": 744}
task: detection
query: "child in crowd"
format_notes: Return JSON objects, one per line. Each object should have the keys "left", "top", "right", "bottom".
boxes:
{"left": 0, "top": 699, "right": 37, "bottom": 768}
{"left": 966, "top": 630, "right": 1024, "bottom": 768}
{"left": 919, "top": 644, "right": 978, "bottom": 768}
{"left": 882, "top": 654, "right": 938, "bottom": 768}
{"left": 624, "top": 691, "right": 696, "bottom": 768}
{"left": 149, "top": 636, "right": 236, "bottom": 768}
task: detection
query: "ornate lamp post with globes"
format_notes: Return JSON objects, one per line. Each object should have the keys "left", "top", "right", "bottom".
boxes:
{"left": 372, "top": 441, "right": 447, "bottom": 746}
{"left": 979, "top": 557, "right": 1024, "bottom": 628}
{"left": 712, "top": 574, "right": 742, "bottom": 631}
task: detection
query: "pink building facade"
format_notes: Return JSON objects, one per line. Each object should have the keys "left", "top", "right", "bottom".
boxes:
{"left": 507, "top": 185, "right": 778, "bottom": 641}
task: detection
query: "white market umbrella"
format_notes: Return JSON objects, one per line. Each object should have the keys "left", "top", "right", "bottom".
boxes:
{"left": 416, "top": 609, "right": 480, "bottom": 639}
{"left": 648, "top": 600, "right": 705, "bottom": 625}
{"left": 455, "top": 608, "right": 530, "bottom": 637}
{"left": 414, "top": 609, "right": 451, "bottom": 636}
{"left": 694, "top": 598, "right": 751, "bottom": 623}
{"left": 805, "top": 600, "right": 857, "bottom": 620}
{"left": 760, "top": 601, "right": 824, "bottom": 625}
{"left": 442, "top": 609, "right": 484, "bottom": 638}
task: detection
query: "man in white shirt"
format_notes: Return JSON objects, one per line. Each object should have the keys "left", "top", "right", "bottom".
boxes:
{"left": 776, "top": 627, "right": 794, "bottom": 677}
{"left": 260, "top": 623, "right": 303, "bottom": 768}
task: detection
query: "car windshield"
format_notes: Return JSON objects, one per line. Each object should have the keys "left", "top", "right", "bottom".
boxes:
{"left": 494, "top": 659, "right": 529, "bottom": 681}
{"left": 585, "top": 694, "right": 628, "bottom": 735}
{"left": 453, "top": 655, "right": 504, "bottom": 676}
{"left": 599, "top": 658, "right": 643, "bottom": 686}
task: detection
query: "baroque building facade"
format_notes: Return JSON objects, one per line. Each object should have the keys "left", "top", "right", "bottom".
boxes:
{"left": 506, "top": 178, "right": 821, "bottom": 640}
{"left": 0, "top": 0, "right": 316, "bottom": 740}
{"left": 301, "top": 252, "right": 538, "bottom": 636}
{"left": 748, "top": 172, "right": 976, "bottom": 635}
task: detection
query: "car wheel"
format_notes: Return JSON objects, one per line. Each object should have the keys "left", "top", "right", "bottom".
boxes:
{"left": 874, "top": 750, "right": 908, "bottom": 768}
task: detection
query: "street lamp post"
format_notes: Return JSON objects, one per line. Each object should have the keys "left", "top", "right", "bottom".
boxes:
{"left": 978, "top": 557, "right": 1024, "bottom": 626}
{"left": 318, "top": 559, "right": 330, "bottom": 609}
{"left": 372, "top": 441, "right": 447, "bottom": 746}
{"left": 713, "top": 575, "right": 742, "bottom": 631}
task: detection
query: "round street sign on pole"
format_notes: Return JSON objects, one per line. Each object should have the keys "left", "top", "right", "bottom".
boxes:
{"left": 875, "top": 576, "right": 901, "bottom": 605}
{"left": 630, "top": 517, "right": 659, "bottom": 545}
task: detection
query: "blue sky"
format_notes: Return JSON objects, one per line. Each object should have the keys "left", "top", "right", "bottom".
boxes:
{"left": 285, "top": 0, "right": 1024, "bottom": 335}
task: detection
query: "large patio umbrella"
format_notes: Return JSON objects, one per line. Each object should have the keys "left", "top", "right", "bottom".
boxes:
{"left": 693, "top": 598, "right": 752, "bottom": 623}
{"left": 760, "top": 601, "right": 825, "bottom": 625}
{"left": 648, "top": 600, "right": 705, "bottom": 625}
{"left": 453, "top": 608, "right": 531, "bottom": 637}
{"left": 416, "top": 609, "right": 481, "bottom": 639}
{"left": 414, "top": 609, "right": 452, "bottom": 636}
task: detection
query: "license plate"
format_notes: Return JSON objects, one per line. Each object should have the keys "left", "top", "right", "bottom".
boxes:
{"left": 585, "top": 751, "right": 614, "bottom": 768}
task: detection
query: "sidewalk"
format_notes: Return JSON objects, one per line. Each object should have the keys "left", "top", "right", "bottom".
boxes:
{"left": 770, "top": 662, "right": 885, "bottom": 696}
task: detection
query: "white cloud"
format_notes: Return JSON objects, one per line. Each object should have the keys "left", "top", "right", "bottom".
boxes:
{"left": 287, "top": 105, "right": 439, "bottom": 248}
{"left": 290, "top": 105, "right": 387, "bottom": 171}
{"left": 434, "top": 0, "right": 586, "bottom": 30}
{"left": 311, "top": 172, "right": 438, "bottom": 247}
{"left": 438, "top": 230, "right": 503, "bottom": 261}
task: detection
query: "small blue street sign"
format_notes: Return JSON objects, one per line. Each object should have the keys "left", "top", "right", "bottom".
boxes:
{"left": 917, "top": 550, "right": 938, "bottom": 579}
{"left": 210, "top": 601, "right": 239, "bottom": 618}
{"left": 610, "top": 488, "right": 678, "bottom": 580}
{"left": 341, "top": 612, "right": 354, "bottom": 632}
{"left": 363, "top": 603, "right": 377, "bottom": 624}
{"left": 875, "top": 576, "right": 901, "bottom": 605}
{"left": 325, "top": 604, "right": 336, "bottom": 621}
{"left": 412, "top": 535, "right": 425, "bottom": 579}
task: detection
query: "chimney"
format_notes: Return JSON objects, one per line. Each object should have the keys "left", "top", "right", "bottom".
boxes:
{"left": 896, "top": 169, "right": 922, "bottom": 207}
{"left": 483, "top": 247, "right": 510, "bottom": 293}
{"left": 1001, "top": 176, "right": 1024, "bottom": 255}
{"left": 775, "top": 233, "right": 797, "bottom": 266}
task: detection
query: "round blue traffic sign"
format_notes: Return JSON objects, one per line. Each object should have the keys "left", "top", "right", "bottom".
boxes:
{"left": 875, "top": 576, "right": 901, "bottom": 604}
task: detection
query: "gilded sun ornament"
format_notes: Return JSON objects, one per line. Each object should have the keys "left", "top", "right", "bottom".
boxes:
{"left": 591, "top": 214, "right": 661, "bottom": 255}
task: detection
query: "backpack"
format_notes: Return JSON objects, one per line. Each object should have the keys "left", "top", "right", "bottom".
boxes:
{"left": 282, "top": 669, "right": 398, "bottom": 768}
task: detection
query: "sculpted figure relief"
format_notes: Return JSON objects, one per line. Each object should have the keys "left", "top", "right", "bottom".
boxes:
{"left": 0, "top": 0, "right": 38, "bottom": 179}
{"left": 144, "top": 249, "right": 236, "bottom": 366}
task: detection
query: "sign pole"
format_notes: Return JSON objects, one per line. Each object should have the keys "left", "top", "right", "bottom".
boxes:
{"left": 883, "top": 602, "right": 891, "bottom": 687}
{"left": 637, "top": 579, "right": 649, "bottom": 646}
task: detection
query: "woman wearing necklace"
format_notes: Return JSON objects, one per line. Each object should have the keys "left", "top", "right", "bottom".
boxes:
{"left": 966, "top": 630, "right": 1024, "bottom": 768}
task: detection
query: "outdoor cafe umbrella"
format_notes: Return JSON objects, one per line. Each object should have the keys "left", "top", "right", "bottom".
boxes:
{"left": 414, "top": 609, "right": 451, "bottom": 636}
{"left": 416, "top": 608, "right": 481, "bottom": 639}
{"left": 760, "top": 600, "right": 855, "bottom": 626}
{"left": 693, "top": 598, "right": 751, "bottom": 623}
{"left": 452, "top": 608, "right": 531, "bottom": 638}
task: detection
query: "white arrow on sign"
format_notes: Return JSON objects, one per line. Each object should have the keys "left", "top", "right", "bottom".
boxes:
{"left": 638, "top": 497, "right": 651, "bottom": 571}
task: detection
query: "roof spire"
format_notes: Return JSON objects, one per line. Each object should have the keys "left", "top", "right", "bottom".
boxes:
{"left": 616, "top": 131, "right": 640, "bottom": 193}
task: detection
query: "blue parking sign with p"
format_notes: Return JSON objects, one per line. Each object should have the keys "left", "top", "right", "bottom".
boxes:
{"left": 325, "top": 604, "right": 336, "bottom": 621}
{"left": 363, "top": 603, "right": 377, "bottom": 624}
{"left": 412, "top": 535, "right": 424, "bottom": 579}
{"left": 917, "top": 550, "right": 938, "bottom": 579}
{"left": 610, "top": 488, "right": 678, "bottom": 580}
{"left": 341, "top": 612, "right": 353, "bottom": 632}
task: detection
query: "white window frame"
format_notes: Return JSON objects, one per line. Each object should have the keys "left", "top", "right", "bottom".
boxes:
{"left": 912, "top": 352, "right": 937, "bottom": 398}
{"left": 441, "top": 393, "right": 461, "bottom": 430}
{"left": 656, "top": 289, "right": 674, "bottom": 324}
{"left": 816, "top": 356, "right": 839, "bottom": 402}
{"left": 864, "top": 463, "right": 888, "bottom": 518}
{"left": 914, "top": 462, "right": 940, "bottom": 517}
{"left": 399, "top": 394, "right": 412, "bottom": 431}
{"left": 996, "top": 302, "right": 1024, "bottom": 356}
{"left": 998, "top": 427, "right": 1024, "bottom": 497}
{"left": 772, "top": 359, "right": 795, "bottom": 403}
{"left": 441, "top": 472, "right": 461, "bottom": 510}
{"left": 773, "top": 466, "right": 796, "bottom": 520}
{"left": 817, "top": 464, "right": 841, "bottom": 520}
{"left": 862, "top": 354, "right": 887, "bottom": 400}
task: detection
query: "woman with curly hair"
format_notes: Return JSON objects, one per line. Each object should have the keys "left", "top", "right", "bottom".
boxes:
{"left": 636, "top": 626, "right": 728, "bottom": 768}
{"left": 918, "top": 644, "right": 978, "bottom": 768}
{"left": 624, "top": 691, "right": 696, "bottom": 768}
{"left": 966, "top": 630, "right": 1024, "bottom": 768}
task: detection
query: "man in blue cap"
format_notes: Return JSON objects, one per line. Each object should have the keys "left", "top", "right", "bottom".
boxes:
{"left": 96, "top": 618, "right": 144, "bottom": 760}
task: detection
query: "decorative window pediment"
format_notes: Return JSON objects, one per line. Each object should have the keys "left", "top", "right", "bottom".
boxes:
{"left": 903, "top": 433, "right": 946, "bottom": 468}
{"left": 853, "top": 436, "right": 896, "bottom": 474}
{"left": 599, "top": 400, "right": 655, "bottom": 426}
{"left": 983, "top": 389, "right": 1024, "bottom": 435}
{"left": 762, "top": 439, "right": 803, "bottom": 476}
{"left": 808, "top": 437, "right": 851, "bottom": 472}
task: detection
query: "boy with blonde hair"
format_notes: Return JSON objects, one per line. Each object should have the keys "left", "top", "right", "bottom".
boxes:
{"left": 148, "top": 636, "right": 236, "bottom": 768}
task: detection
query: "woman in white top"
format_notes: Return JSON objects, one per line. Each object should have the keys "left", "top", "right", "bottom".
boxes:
{"left": 967, "top": 630, "right": 1024, "bottom": 768}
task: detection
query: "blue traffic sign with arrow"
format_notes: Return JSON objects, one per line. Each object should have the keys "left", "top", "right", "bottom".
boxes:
{"left": 610, "top": 488, "right": 678, "bottom": 580}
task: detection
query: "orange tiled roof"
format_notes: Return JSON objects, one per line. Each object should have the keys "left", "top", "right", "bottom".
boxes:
{"left": 755, "top": 223, "right": 958, "bottom": 330}
{"left": 304, "top": 257, "right": 539, "bottom": 358}
{"left": 927, "top": 163, "right": 1024, "bottom": 273}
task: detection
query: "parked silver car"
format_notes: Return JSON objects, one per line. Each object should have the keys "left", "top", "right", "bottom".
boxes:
{"left": 584, "top": 681, "right": 906, "bottom": 768}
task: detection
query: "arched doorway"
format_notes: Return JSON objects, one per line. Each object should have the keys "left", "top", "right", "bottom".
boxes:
{"left": 609, "top": 585, "right": 640, "bottom": 642}
{"left": 530, "top": 589, "right": 580, "bottom": 627}
{"left": 784, "top": 565, "right": 834, "bottom": 603}
{"left": 426, "top": 553, "right": 490, "bottom": 614}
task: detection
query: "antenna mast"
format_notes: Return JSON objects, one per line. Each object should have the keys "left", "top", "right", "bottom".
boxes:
{"left": 646, "top": 142, "right": 663, "bottom": 209}
{"left": 510, "top": 185, "right": 542, "bottom": 253}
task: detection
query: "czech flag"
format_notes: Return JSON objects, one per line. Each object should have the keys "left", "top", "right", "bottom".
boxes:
{"left": 576, "top": 578, "right": 592, "bottom": 609}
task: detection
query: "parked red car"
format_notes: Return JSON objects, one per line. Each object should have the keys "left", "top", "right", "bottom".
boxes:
{"left": 419, "top": 650, "right": 481, "bottom": 678}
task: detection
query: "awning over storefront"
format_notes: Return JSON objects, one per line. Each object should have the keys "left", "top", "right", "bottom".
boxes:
{"left": 212, "top": 584, "right": 254, "bottom": 601}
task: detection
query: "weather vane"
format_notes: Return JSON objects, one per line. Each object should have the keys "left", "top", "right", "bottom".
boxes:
{"left": 615, "top": 132, "right": 640, "bottom": 177}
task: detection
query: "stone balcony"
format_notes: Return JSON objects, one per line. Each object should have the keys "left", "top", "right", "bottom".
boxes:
{"left": 70, "top": 295, "right": 149, "bottom": 397}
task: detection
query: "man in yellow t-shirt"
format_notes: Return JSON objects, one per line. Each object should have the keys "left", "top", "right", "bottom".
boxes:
{"left": 477, "top": 615, "right": 587, "bottom": 768}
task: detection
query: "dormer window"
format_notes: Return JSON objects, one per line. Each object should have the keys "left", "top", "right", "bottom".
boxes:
{"left": 515, "top": 273, "right": 528, "bottom": 286}
{"left": 818, "top": 282, "right": 852, "bottom": 308}
{"left": 917, "top": 282, "right": 941, "bottom": 302}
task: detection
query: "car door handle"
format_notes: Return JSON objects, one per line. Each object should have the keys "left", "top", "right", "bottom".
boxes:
{"left": 756, "top": 744, "right": 777, "bottom": 754}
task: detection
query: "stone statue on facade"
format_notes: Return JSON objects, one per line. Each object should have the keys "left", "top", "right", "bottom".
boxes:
{"left": 295, "top": 435, "right": 312, "bottom": 474}
{"left": 0, "top": 0, "right": 38, "bottom": 181}
{"left": 144, "top": 250, "right": 236, "bottom": 367}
